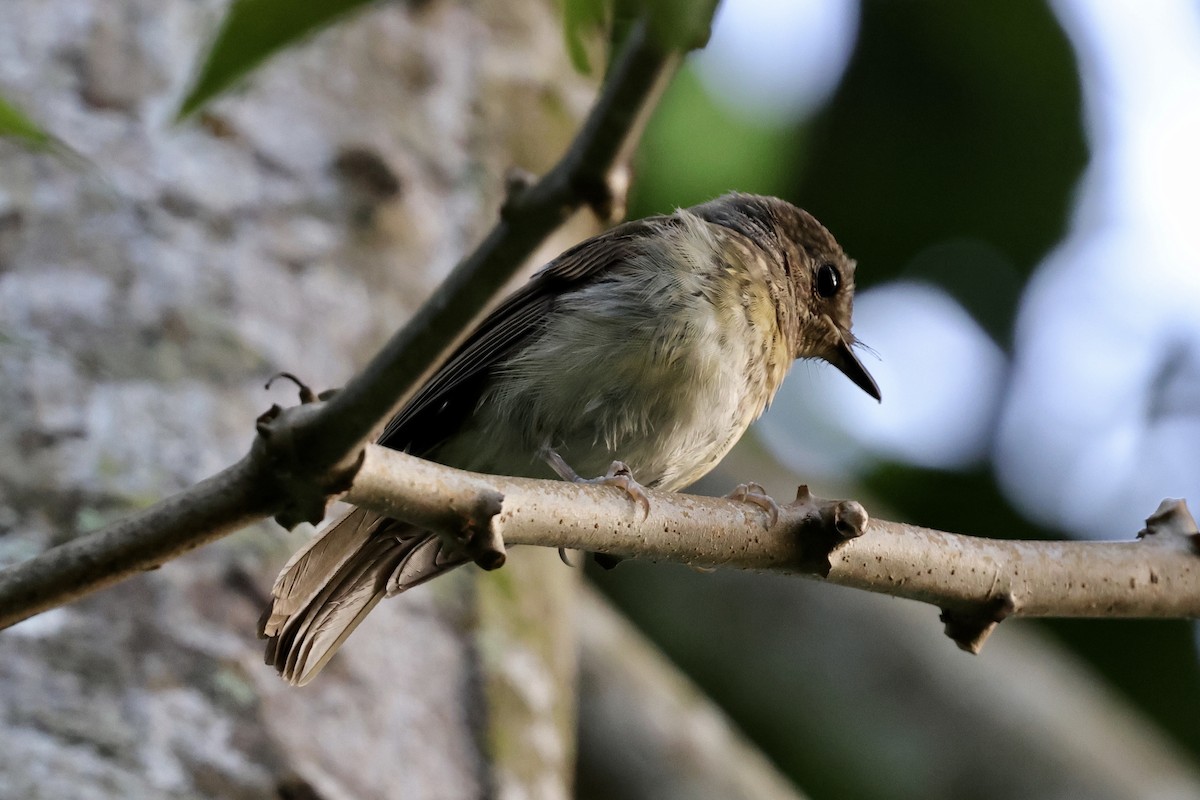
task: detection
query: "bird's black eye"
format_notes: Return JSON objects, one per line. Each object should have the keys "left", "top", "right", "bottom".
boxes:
{"left": 815, "top": 263, "right": 841, "bottom": 298}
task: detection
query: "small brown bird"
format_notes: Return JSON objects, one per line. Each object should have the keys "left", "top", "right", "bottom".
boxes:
{"left": 261, "top": 193, "right": 879, "bottom": 684}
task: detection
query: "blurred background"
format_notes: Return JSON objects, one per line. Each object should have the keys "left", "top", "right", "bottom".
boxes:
{"left": 585, "top": 0, "right": 1200, "bottom": 797}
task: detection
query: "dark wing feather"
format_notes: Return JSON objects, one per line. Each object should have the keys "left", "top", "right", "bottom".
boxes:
{"left": 378, "top": 215, "right": 674, "bottom": 456}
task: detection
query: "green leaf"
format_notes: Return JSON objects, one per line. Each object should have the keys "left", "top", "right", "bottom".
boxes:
{"left": 178, "top": 0, "right": 379, "bottom": 119}
{"left": 561, "top": 0, "right": 609, "bottom": 75}
{"left": 0, "top": 92, "right": 54, "bottom": 149}
{"left": 0, "top": 90, "right": 95, "bottom": 171}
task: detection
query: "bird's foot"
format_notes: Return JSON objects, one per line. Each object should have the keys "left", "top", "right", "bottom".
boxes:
{"left": 592, "top": 460, "right": 652, "bottom": 519}
{"left": 544, "top": 452, "right": 651, "bottom": 519}
{"left": 726, "top": 481, "right": 780, "bottom": 527}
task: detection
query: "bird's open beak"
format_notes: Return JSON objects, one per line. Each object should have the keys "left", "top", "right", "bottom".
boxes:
{"left": 829, "top": 336, "right": 881, "bottom": 401}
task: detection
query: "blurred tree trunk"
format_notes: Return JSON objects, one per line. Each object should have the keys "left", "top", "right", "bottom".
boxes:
{"left": 0, "top": 1, "right": 594, "bottom": 797}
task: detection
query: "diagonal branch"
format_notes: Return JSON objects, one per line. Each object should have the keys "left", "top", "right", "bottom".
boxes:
{"left": 0, "top": 8, "right": 714, "bottom": 630}
{"left": 281, "top": 14, "right": 697, "bottom": 505}
{"left": 0, "top": 456, "right": 273, "bottom": 629}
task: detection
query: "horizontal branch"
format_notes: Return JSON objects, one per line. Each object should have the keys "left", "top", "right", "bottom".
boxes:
{"left": 346, "top": 445, "right": 1200, "bottom": 651}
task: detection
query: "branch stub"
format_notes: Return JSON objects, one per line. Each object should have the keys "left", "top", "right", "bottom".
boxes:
{"left": 789, "top": 486, "right": 871, "bottom": 578}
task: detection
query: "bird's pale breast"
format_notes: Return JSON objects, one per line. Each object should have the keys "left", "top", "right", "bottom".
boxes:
{"left": 432, "top": 214, "right": 794, "bottom": 491}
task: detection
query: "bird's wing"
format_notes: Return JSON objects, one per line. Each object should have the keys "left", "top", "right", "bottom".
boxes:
{"left": 378, "top": 214, "right": 673, "bottom": 456}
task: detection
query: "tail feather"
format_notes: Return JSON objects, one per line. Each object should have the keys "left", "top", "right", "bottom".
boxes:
{"left": 261, "top": 507, "right": 471, "bottom": 685}
{"left": 263, "top": 507, "right": 381, "bottom": 633}
{"left": 276, "top": 534, "right": 395, "bottom": 683}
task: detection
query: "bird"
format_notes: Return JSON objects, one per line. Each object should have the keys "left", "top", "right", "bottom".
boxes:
{"left": 260, "top": 192, "right": 880, "bottom": 685}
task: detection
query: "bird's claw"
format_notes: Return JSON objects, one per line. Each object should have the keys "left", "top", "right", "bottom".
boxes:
{"left": 595, "top": 460, "right": 651, "bottom": 519}
{"left": 544, "top": 452, "right": 651, "bottom": 519}
{"left": 726, "top": 482, "right": 780, "bottom": 527}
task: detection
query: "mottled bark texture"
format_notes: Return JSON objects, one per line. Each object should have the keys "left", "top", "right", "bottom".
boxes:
{"left": 0, "top": 1, "right": 594, "bottom": 797}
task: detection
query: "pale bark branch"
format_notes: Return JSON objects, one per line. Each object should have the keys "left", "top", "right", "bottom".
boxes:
{"left": 341, "top": 446, "right": 1200, "bottom": 651}
{"left": 4, "top": 437, "right": 1197, "bottom": 640}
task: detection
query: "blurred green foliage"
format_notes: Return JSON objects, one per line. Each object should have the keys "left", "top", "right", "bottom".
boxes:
{"left": 631, "top": 67, "right": 803, "bottom": 215}
{"left": 800, "top": 2, "right": 1085, "bottom": 285}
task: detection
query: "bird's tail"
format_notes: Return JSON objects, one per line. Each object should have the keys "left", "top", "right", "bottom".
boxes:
{"left": 260, "top": 507, "right": 470, "bottom": 685}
